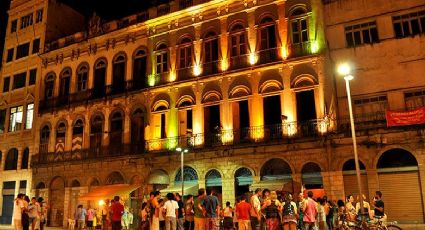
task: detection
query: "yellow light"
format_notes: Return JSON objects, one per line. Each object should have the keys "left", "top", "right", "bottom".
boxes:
{"left": 148, "top": 74, "right": 156, "bottom": 86}
{"left": 280, "top": 47, "right": 288, "bottom": 59}
{"left": 220, "top": 58, "right": 228, "bottom": 71}
{"left": 317, "top": 119, "right": 329, "bottom": 134}
{"left": 249, "top": 52, "right": 257, "bottom": 65}
{"left": 310, "top": 41, "right": 319, "bottom": 53}
{"left": 98, "top": 200, "right": 105, "bottom": 206}
{"left": 285, "top": 122, "right": 297, "bottom": 136}
{"left": 193, "top": 64, "right": 202, "bottom": 76}
{"left": 337, "top": 63, "right": 351, "bottom": 76}
{"left": 221, "top": 130, "right": 234, "bottom": 145}
{"left": 169, "top": 71, "right": 176, "bottom": 82}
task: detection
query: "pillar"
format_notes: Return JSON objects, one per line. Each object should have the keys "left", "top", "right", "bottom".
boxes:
{"left": 249, "top": 73, "right": 264, "bottom": 130}
{"left": 247, "top": 9, "right": 257, "bottom": 56}
{"left": 220, "top": 78, "right": 232, "bottom": 131}
{"left": 193, "top": 83, "right": 204, "bottom": 136}
{"left": 63, "top": 187, "right": 71, "bottom": 228}
{"left": 123, "top": 111, "right": 131, "bottom": 144}
{"left": 194, "top": 24, "right": 202, "bottom": 68}
{"left": 292, "top": 173, "right": 302, "bottom": 195}
{"left": 83, "top": 113, "right": 91, "bottom": 149}
{"left": 321, "top": 171, "right": 344, "bottom": 201}
{"left": 0, "top": 149, "right": 6, "bottom": 170}
{"left": 219, "top": 16, "right": 229, "bottom": 71}
{"left": 106, "top": 57, "right": 113, "bottom": 86}
{"left": 366, "top": 169, "right": 379, "bottom": 200}
{"left": 169, "top": 31, "right": 177, "bottom": 82}
{"left": 276, "top": 1, "right": 288, "bottom": 58}
{"left": 103, "top": 109, "right": 110, "bottom": 146}
{"left": 168, "top": 88, "right": 179, "bottom": 141}
{"left": 221, "top": 178, "right": 235, "bottom": 207}
{"left": 17, "top": 148, "right": 23, "bottom": 170}
{"left": 282, "top": 67, "right": 296, "bottom": 123}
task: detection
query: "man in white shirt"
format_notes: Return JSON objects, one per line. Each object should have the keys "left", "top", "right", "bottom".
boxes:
{"left": 163, "top": 193, "right": 179, "bottom": 230}
{"left": 28, "top": 197, "right": 41, "bottom": 230}
{"left": 250, "top": 188, "right": 262, "bottom": 230}
{"left": 13, "top": 194, "right": 25, "bottom": 230}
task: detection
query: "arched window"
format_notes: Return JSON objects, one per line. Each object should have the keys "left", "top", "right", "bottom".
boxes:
{"left": 131, "top": 109, "right": 145, "bottom": 152}
{"left": 93, "top": 59, "right": 107, "bottom": 98}
{"left": 112, "top": 53, "right": 127, "bottom": 94}
{"left": 175, "top": 166, "right": 198, "bottom": 183}
{"left": 178, "top": 37, "right": 193, "bottom": 69}
{"left": 5, "top": 148, "right": 18, "bottom": 170}
{"left": 155, "top": 43, "right": 168, "bottom": 74}
{"left": 21, "top": 148, "right": 29, "bottom": 169}
{"left": 205, "top": 169, "right": 222, "bottom": 187}
{"left": 72, "top": 119, "right": 84, "bottom": 151}
{"left": 110, "top": 111, "right": 123, "bottom": 145}
{"left": 106, "top": 171, "right": 125, "bottom": 185}
{"left": 44, "top": 73, "right": 55, "bottom": 99}
{"left": 40, "top": 125, "right": 50, "bottom": 154}
{"left": 133, "top": 49, "right": 147, "bottom": 90}
{"left": 56, "top": 122, "right": 66, "bottom": 153}
{"left": 76, "top": 64, "right": 88, "bottom": 92}
{"left": 59, "top": 68, "right": 71, "bottom": 101}
{"left": 229, "top": 23, "right": 247, "bottom": 69}
{"left": 301, "top": 162, "right": 323, "bottom": 189}
{"left": 73, "top": 119, "right": 84, "bottom": 136}
{"left": 289, "top": 7, "right": 309, "bottom": 44}
{"left": 90, "top": 115, "right": 103, "bottom": 153}
{"left": 260, "top": 158, "right": 292, "bottom": 180}
{"left": 258, "top": 16, "right": 278, "bottom": 64}
{"left": 71, "top": 180, "right": 80, "bottom": 187}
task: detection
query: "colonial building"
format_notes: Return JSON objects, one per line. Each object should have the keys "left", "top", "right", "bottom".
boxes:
{"left": 0, "top": 0, "right": 84, "bottom": 225}
{"left": 0, "top": 0, "right": 424, "bottom": 227}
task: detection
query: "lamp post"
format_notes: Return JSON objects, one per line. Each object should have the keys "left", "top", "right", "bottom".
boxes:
{"left": 176, "top": 147, "right": 189, "bottom": 197}
{"left": 337, "top": 63, "right": 365, "bottom": 219}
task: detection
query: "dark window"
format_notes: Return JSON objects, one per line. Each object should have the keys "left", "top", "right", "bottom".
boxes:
{"left": 19, "top": 180, "right": 27, "bottom": 189}
{"left": 4, "top": 149, "right": 18, "bottom": 170}
{"left": 16, "top": 43, "right": 30, "bottom": 59}
{"left": 32, "top": 38, "right": 40, "bottom": 54}
{"left": 73, "top": 119, "right": 84, "bottom": 135}
{"left": 112, "top": 55, "right": 126, "bottom": 93}
{"left": 21, "top": 149, "right": 29, "bottom": 169}
{"left": 3, "top": 77, "right": 10, "bottom": 92}
{"left": 393, "top": 11, "right": 425, "bottom": 38}
{"left": 204, "top": 37, "right": 219, "bottom": 63}
{"left": 20, "top": 13, "right": 33, "bottom": 29}
{"left": 44, "top": 74, "right": 55, "bottom": 99}
{"left": 156, "top": 45, "right": 168, "bottom": 74}
{"left": 77, "top": 65, "right": 88, "bottom": 92}
{"left": 0, "top": 109, "right": 6, "bottom": 133}
{"left": 11, "top": 20, "right": 17, "bottom": 33}
{"left": 29, "top": 69, "right": 37, "bottom": 85}
{"left": 291, "top": 18, "right": 309, "bottom": 44}
{"left": 187, "top": 109, "right": 193, "bottom": 130}
{"left": 3, "top": 181, "right": 15, "bottom": 189}
{"left": 133, "top": 50, "right": 147, "bottom": 89}
{"left": 36, "top": 9, "right": 43, "bottom": 23}
{"left": 230, "top": 27, "right": 247, "bottom": 57}
{"left": 6, "top": 48, "right": 14, "bottom": 62}
{"left": 179, "top": 41, "right": 193, "bottom": 69}
{"left": 345, "top": 22, "right": 379, "bottom": 47}
{"left": 160, "top": 113, "right": 166, "bottom": 138}
{"left": 263, "top": 95, "right": 281, "bottom": 125}
{"left": 13, "top": 72, "right": 26, "bottom": 89}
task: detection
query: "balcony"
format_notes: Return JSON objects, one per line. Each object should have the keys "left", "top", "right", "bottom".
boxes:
{"left": 337, "top": 112, "right": 387, "bottom": 132}
{"left": 179, "top": 0, "right": 193, "bottom": 10}
{"left": 257, "top": 47, "right": 280, "bottom": 65}
{"left": 177, "top": 67, "right": 193, "bottom": 81}
{"left": 229, "top": 54, "right": 249, "bottom": 70}
{"left": 202, "top": 61, "right": 220, "bottom": 76}
{"left": 288, "top": 41, "right": 314, "bottom": 58}
{"left": 145, "top": 119, "right": 330, "bottom": 152}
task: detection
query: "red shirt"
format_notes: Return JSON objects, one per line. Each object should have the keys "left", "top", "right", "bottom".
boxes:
{"left": 236, "top": 201, "right": 251, "bottom": 220}
{"left": 111, "top": 202, "right": 124, "bottom": 221}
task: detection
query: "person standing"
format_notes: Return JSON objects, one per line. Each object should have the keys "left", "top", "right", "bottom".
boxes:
{"left": 140, "top": 203, "right": 150, "bottom": 230}
{"left": 345, "top": 195, "right": 356, "bottom": 222}
{"left": 282, "top": 194, "right": 297, "bottom": 230}
{"left": 22, "top": 196, "right": 30, "bottom": 230}
{"left": 75, "top": 205, "right": 87, "bottom": 230}
{"left": 194, "top": 189, "right": 206, "bottom": 230}
{"left": 236, "top": 195, "right": 251, "bottom": 230}
{"left": 373, "top": 191, "right": 386, "bottom": 222}
{"left": 317, "top": 198, "right": 327, "bottom": 230}
{"left": 297, "top": 193, "right": 306, "bottom": 230}
{"left": 13, "top": 194, "right": 25, "bottom": 230}
{"left": 249, "top": 188, "right": 262, "bottom": 230}
{"left": 302, "top": 191, "right": 317, "bottom": 230}
{"left": 262, "top": 191, "right": 281, "bottom": 230}
{"left": 184, "top": 195, "right": 194, "bottom": 230}
{"left": 201, "top": 189, "right": 220, "bottom": 230}
{"left": 111, "top": 196, "right": 124, "bottom": 230}
{"left": 28, "top": 197, "right": 40, "bottom": 230}
{"left": 163, "top": 193, "right": 179, "bottom": 230}
{"left": 222, "top": 202, "right": 233, "bottom": 230}
{"left": 175, "top": 193, "right": 185, "bottom": 230}
{"left": 87, "top": 205, "right": 96, "bottom": 230}
{"left": 261, "top": 189, "right": 271, "bottom": 230}
{"left": 151, "top": 191, "right": 162, "bottom": 230}
{"left": 37, "top": 198, "right": 47, "bottom": 230}
{"left": 355, "top": 194, "right": 371, "bottom": 221}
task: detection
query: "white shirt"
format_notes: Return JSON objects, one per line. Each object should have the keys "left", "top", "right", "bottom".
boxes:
{"left": 28, "top": 202, "right": 41, "bottom": 218}
{"left": 163, "top": 200, "right": 179, "bottom": 218}
{"left": 13, "top": 199, "right": 24, "bottom": 220}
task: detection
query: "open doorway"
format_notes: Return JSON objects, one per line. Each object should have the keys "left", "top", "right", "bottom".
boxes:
{"left": 296, "top": 90, "right": 316, "bottom": 136}
{"left": 204, "top": 105, "right": 220, "bottom": 146}
{"left": 233, "top": 100, "right": 250, "bottom": 142}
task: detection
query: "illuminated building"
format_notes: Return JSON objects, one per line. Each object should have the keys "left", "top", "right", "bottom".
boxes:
{"left": 0, "top": 0, "right": 423, "bottom": 226}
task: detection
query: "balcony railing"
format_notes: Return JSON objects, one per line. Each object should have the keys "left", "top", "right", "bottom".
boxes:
{"left": 145, "top": 119, "right": 330, "bottom": 152}
{"left": 179, "top": 0, "right": 193, "bottom": 9}
{"left": 337, "top": 112, "right": 387, "bottom": 131}
{"left": 288, "top": 41, "right": 313, "bottom": 58}
{"left": 202, "top": 61, "right": 220, "bottom": 76}
{"left": 257, "top": 47, "right": 280, "bottom": 65}
{"left": 230, "top": 54, "right": 250, "bottom": 70}
{"left": 177, "top": 67, "right": 193, "bottom": 81}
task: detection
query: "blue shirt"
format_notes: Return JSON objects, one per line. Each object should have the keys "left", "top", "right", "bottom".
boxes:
{"left": 202, "top": 195, "right": 219, "bottom": 218}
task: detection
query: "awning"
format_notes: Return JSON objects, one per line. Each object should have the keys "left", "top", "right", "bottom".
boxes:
{"left": 79, "top": 184, "right": 140, "bottom": 201}
{"left": 160, "top": 183, "right": 199, "bottom": 196}
{"left": 250, "top": 179, "right": 289, "bottom": 191}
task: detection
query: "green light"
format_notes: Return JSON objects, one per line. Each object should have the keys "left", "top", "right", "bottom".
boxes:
{"left": 310, "top": 40, "right": 319, "bottom": 54}
{"left": 148, "top": 74, "right": 156, "bottom": 86}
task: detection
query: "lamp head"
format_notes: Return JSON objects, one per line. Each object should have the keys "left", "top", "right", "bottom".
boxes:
{"left": 176, "top": 147, "right": 182, "bottom": 152}
{"left": 337, "top": 63, "right": 351, "bottom": 76}
{"left": 184, "top": 149, "right": 189, "bottom": 153}
{"left": 344, "top": 75, "right": 354, "bottom": 81}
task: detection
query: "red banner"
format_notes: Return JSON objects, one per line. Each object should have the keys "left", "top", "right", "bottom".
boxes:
{"left": 386, "top": 106, "right": 425, "bottom": 127}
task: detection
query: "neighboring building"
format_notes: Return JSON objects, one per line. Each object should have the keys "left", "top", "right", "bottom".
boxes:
{"left": 0, "top": 0, "right": 84, "bottom": 225}
{"left": 324, "top": 0, "right": 425, "bottom": 224}
{"left": 0, "top": 0, "right": 423, "bottom": 227}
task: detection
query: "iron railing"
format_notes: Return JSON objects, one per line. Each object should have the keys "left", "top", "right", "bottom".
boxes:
{"left": 288, "top": 41, "right": 313, "bottom": 58}
{"left": 337, "top": 112, "right": 387, "bottom": 131}
{"left": 177, "top": 67, "right": 193, "bottom": 81}
{"left": 229, "top": 54, "right": 250, "bottom": 70}
{"left": 257, "top": 47, "right": 280, "bottom": 65}
{"left": 202, "top": 61, "right": 220, "bottom": 76}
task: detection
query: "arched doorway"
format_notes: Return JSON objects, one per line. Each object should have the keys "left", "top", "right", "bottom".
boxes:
{"left": 4, "top": 148, "right": 18, "bottom": 170}
{"left": 234, "top": 167, "right": 253, "bottom": 197}
{"left": 105, "top": 171, "right": 125, "bottom": 185}
{"left": 205, "top": 169, "right": 222, "bottom": 201}
{"left": 68, "top": 180, "right": 81, "bottom": 222}
{"left": 377, "top": 148, "right": 424, "bottom": 223}
{"left": 147, "top": 170, "right": 170, "bottom": 191}
{"left": 167, "top": 166, "right": 199, "bottom": 196}
{"left": 258, "top": 158, "right": 293, "bottom": 193}
{"left": 342, "top": 159, "right": 368, "bottom": 201}
{"left": 49, "top": 177, "right": 65, "bottom": 226}
{"left": 301, "top": 162, "right": 324, "bottom": 198}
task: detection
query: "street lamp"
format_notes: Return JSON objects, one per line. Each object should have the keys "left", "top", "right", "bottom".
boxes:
{"left": 337, "top": 63, "right": 365, "bottom": 219}
{"left": 176, "top": 147, "right": 189, "bottom": 197}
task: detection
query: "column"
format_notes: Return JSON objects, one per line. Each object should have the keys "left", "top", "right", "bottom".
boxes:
{"left": 221, "top": 177, "right": 235, "bottom": 207}
{"left": 66, "top": 118, "right": 73, "bottom": 152}
{"left": 194, "top": 25, "right": 202, "bottom": 68}
{"left": 169, "top": 31, "right": 177, "bottom": 82}
{"left": 321, "top": 171, "right": 344, "bottom": 201}
{"left": 83, "top": 113, "right": 91, "bottom": 149}
{"left": 168, "top": 88, "right": 179, "bottom": 145}
{"left": 17, "top": 148, "right": 23, "bottom": 170}
{"left": 63, "top": 187, "right": 71, "bottom": 228}
{"left": 106, "top": 57, "right": 113, "bottom": 86}
{"left": 193, "top": 83, "right": 204, "bottom": 136}
{"left": 292, "top": 173, "right": 302, "bottom": 195}
{"left": 276, "top": 1, "right": 288, "bottom": 56}
{"left": 103, "top": 109, "right": 110, "bottom": 146}
{"left": 123, "top": 110, "right": 131, "bottom": 144}
{"left": 220, "top": 78, "right": 231, "bottom": 131}
{"left": 247, "top": 9, "right": 257, "bottom": 56}
{"left": 219, "top": 16, "right": 229, "bottom": 71}
{"left": 418, "top": 164, "right": 425, "bottom": 216}
{"left": 0, "top": 149, "right": 6, "bottom": 170}
{"left": 282, "top": 67, "right": 296, "bottom": 122}
{"left": 366, "top": 169, "right": 379, "bottom": 199}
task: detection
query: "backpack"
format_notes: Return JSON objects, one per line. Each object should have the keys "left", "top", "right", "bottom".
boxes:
{"left": 283, "top": 202, "right": 294, "bottom": 216}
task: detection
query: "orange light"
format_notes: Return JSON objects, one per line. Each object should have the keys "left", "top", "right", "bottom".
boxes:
{"left": 249, "top": 52, "right": 257, "bottom": 65}
{"left": 220, "top": 58, "right": 229, "bottom": 71}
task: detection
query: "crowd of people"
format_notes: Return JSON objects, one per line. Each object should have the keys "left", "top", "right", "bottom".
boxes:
{"left": 11, "top": 189, "right": 386, "bottom": 230}
{"left": 12, "top": 194, "right": 48, "bottom": 230}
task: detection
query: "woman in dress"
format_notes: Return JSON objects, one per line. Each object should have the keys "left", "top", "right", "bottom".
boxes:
{"left": 282, "top": 193, "right": 298, "bottom": 230}
{"left": 140, "top": 203, "right": 150, "bottom": 230}
{"left": 345, "top": 195, "right": 357, "bottom": 222}
{"left": 222, "top": 201, "right": 234, "bottom": 230}
{"left": 261, "top": 191, "right": 282, "bottom": 230}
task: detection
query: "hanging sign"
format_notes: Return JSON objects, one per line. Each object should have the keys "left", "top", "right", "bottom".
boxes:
{"left": 386, "top": 106, "right": 425, "bottom": 127}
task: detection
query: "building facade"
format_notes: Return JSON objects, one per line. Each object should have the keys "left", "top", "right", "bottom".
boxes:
{"left": 0, "top": 0, "right": 424, "bottom": 227}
